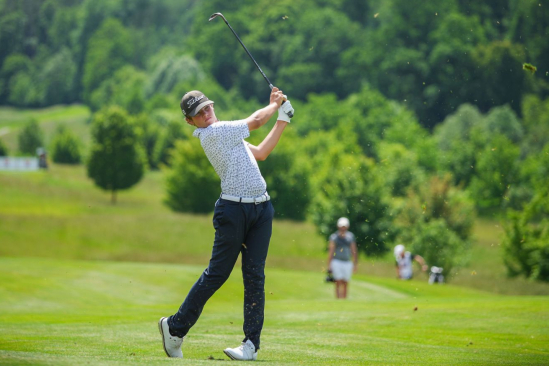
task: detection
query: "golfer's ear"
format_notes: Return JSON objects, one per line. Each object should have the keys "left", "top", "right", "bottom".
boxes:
{"left": 185, "top": 117, "right": 194, "bottom": 126}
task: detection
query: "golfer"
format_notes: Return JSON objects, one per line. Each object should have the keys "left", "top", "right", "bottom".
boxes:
{"left": 327, "top": 217, "right": 358, "bottom": 299}
{"left": 158, "top": 87, "right": 293, "bottom": 361}
{"left": 394, "top": 244, "right": 428, "bottom": 280}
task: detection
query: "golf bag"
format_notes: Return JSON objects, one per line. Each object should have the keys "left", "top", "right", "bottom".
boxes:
{"left": 429, "top": 266, "right": 444, "bottom": 284}
{"left": 325, "top": 270, "right": 335, "bottom": 283}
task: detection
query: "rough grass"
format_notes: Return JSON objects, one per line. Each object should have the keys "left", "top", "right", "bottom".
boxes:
{"left": 1, "top": 257, "right": 548, "bottom": 365}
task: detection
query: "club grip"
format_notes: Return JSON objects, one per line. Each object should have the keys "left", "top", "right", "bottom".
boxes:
{"left": 281, "top": 100, "right": 294, "bottom": 118}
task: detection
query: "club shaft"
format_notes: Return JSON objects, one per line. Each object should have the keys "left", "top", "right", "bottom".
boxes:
{"left": 221, "top": 19, "right": 273, "bottom": 89}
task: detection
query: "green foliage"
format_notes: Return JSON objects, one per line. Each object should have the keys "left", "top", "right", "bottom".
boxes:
{"left": 40, "top": 47, "right": 77, "bottom": 105}
{"left": 164, "top": 138, "right": 219, "bottom": 214}
{"left": 480, "top": 105, "right": 523, "bottom": 144}
{"left": 471, "top": 41, "right": 529, "bottom": 113}
{"left": 0, "top": 137, "right": 8, "bottom": 156}
{"left": 86, "top": 106, "right": 147, "bottom": 203}
{"left": 376, "top": 142, "right": 426, "bottom": 197}
{"left": 395, "top": 175, "right": 475, "bottom": 279}
{"left": 133, "top": 113, "right": 162, "bottom": 170}
{"left": 435, "top": 104, "right": 483, "bottom": 149}
{"left": 145, "top": 49, "right": 205, "bottom": 98}
{"left": 503, "top": 184, "right": 549, "bottom": 282}
{"left": 89, "top": 65, "right": 147, "bottom": 114}
{"left": 521, "top": 94, "right": 549, "bottom": 155}
{"left": 468, "top": 134, "right": 520, "bottom": 211}
{"left": 50, "top": 125, "right": 81, "bottom": 164}
{"left": 151, "top": 117, "right": 187, "bottom": 168}
{"left": 259, "top": 129, "right": 311, "bottom": 220}
{"left": 82, "top": 17, "right": 134, "bottom": 102}
{"left": 18, "top": 119, "right": 44, "bottom": 155}
{"left": 308, "top": 132, "right": 394, "bottom": 256}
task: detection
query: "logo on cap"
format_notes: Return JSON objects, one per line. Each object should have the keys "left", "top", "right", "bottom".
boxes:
{"left": 187, "top": 95, "right": 204, "bottom": 107}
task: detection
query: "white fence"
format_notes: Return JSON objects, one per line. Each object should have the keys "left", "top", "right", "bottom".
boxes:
{"left": 0, "top": 157, "right": 39, "bottom": 171}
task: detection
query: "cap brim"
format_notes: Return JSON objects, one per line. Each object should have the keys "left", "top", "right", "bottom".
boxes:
{"left": 188, "top": 100, "right": 214, "bottom": 117}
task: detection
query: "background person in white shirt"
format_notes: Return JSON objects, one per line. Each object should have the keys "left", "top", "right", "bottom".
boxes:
{"left": 327, "top": 217, "right": 358, "bottom": 299}
{"left": 394, "top": 244, "right": 428, "bottom": 280}
{"left": 158, "top": 87, "right": 294, "bottom": 361}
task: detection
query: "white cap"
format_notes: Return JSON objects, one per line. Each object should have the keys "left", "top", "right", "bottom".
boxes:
{"left": 394, "top": 244, "right": 405, "bottom": 259}
{"left": 337, "top": 217, "right": 350, "bottom": 228}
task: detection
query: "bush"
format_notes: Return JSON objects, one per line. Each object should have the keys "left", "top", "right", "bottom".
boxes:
{"left": 18, "top": 119, "right": 44, "bottom": 155}
{"left": 404, "top": 219, "right": 469, "bottom": 278}
{"left": 502, "top": 182, "right": 549, "bottom": 282}
{"left": 164, "top": 138, "right": 219, "bottom": 213}
{"left": 87, "top": 106, "right": 147, "bottom": 204}
{"left": 308, "top": 136, "right": 394, "bottom": 256}
{"left": 50, "top": 125, "right": 81, "bottom": 164}
{"left": 259, "top": 129, "right": 312, "bottom": 221}
{"left": 394, "top": 175, "right": 475, "bottom": 280}
{"left": 0, "top": 138, "right": 8, "bottom": 156}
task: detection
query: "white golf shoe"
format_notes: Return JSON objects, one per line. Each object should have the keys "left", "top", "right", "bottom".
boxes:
{"left": 158, "top": 317, "right": 183, "bottom": 358}
{"left": 223, "top": 339, "right": 257, "bottom": 361}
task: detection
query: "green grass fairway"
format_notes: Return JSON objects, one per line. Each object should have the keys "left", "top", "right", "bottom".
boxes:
{"left": 1, "top": 257, "right": 548, "bottom": 365}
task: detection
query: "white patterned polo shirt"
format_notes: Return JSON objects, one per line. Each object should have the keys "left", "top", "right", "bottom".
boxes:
{"left": 193, "top": 120, "right": 267, "bottom": 197}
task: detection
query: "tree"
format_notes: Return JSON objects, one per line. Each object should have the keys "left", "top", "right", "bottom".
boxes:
{"left": 521, "top": 95, "right": 549, "bottom": 156}
{"left": 308, "top": 132, "right": 394, "bottom": 256}
{"left": 470, "top": 41, "right": 529, "bottom": 114}
{"left": 376, "top": 142, "right": 426, "bottom": 197}
{"left": 164, "top": 138, "right": 219, "bottom": 214}
{"left": 394, "top": 175, "right": 475, "bottom": 280}
{"left": 468, "top": 133, "right": 520, "bottom": 212}
{"left": 502, "top": 183, "right": 549, "bottom": 282}
{"left": 82, "top": 17, "right": 134, "bottom": 102}
{"left": 0, "top": 138, "right": 8, "bottom": 156}
{"left": 89, "top": 65, "right": 147, "bottom": 114}
{"left": 145, "top": 49, "right": 205, "bottom": 98}
{"left": 18, "top": 119, "right": 44, "bottom": 155}
{"left": 40, "top": 47, "right": 77, "bottom": 105}
{"left": 87, "top": 106, "right": 147, "bottom": 203}
{"left": 50, "top": 125, "right": 81, "bottom": 164}
{"left": 259, "top": 129, "right": 311, "bottom": 220}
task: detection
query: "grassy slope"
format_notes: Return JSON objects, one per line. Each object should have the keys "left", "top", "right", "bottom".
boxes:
{"left": 0, "top": 164, "right": 325, "bottom": 267}
{"left": 1, "top": 257, "right": 547, "bottom": 365}
{"left": 0, "top": 105, "right": 91, "bottom": 154}
{"left": 1, "top": 163, "right": 548, "bottom": 295}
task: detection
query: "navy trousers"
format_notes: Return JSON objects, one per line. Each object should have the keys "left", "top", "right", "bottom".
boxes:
{"left": 168, "top": 198, "right": 274, "bottom": 350}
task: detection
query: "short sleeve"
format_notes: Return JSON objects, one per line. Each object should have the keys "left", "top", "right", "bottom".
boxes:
{"left": 348, "top": 232, "right": 356, "bottom": 243}
{"left": 329, "top": 233, "right": 337, "bottom": 242}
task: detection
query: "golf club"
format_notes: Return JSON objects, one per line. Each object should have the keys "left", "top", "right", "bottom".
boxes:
{"left": 209, "top": 12, "right": 293, "bottom": 118}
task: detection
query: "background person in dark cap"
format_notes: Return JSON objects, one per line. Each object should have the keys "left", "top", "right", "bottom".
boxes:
{"left": 158, "top": 87, "right": 294, "bottom": 361}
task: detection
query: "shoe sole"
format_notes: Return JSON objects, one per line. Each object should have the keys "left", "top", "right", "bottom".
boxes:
{"left": 223, "top": 349, "right": 256, "bottom": 361}
{"left": 158, "top": 317, "right": 170, "bottom": 357}
{"left": 223, "top": 349, "right": 237, "bottom": 360}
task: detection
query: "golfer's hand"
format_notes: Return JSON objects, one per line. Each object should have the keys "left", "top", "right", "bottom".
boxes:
{"left": 422, "top": 264, "right": 428, "bottom": 272}
{"left": 277, "top": 100, "right": 294, "bottom": 123}
{"left": 270, "top": 87, "right": 284, "bottom": 107}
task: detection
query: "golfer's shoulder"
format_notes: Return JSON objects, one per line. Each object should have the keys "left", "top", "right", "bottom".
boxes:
{"left": 211, "top": 120, "right": 248, "bottom": 133}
